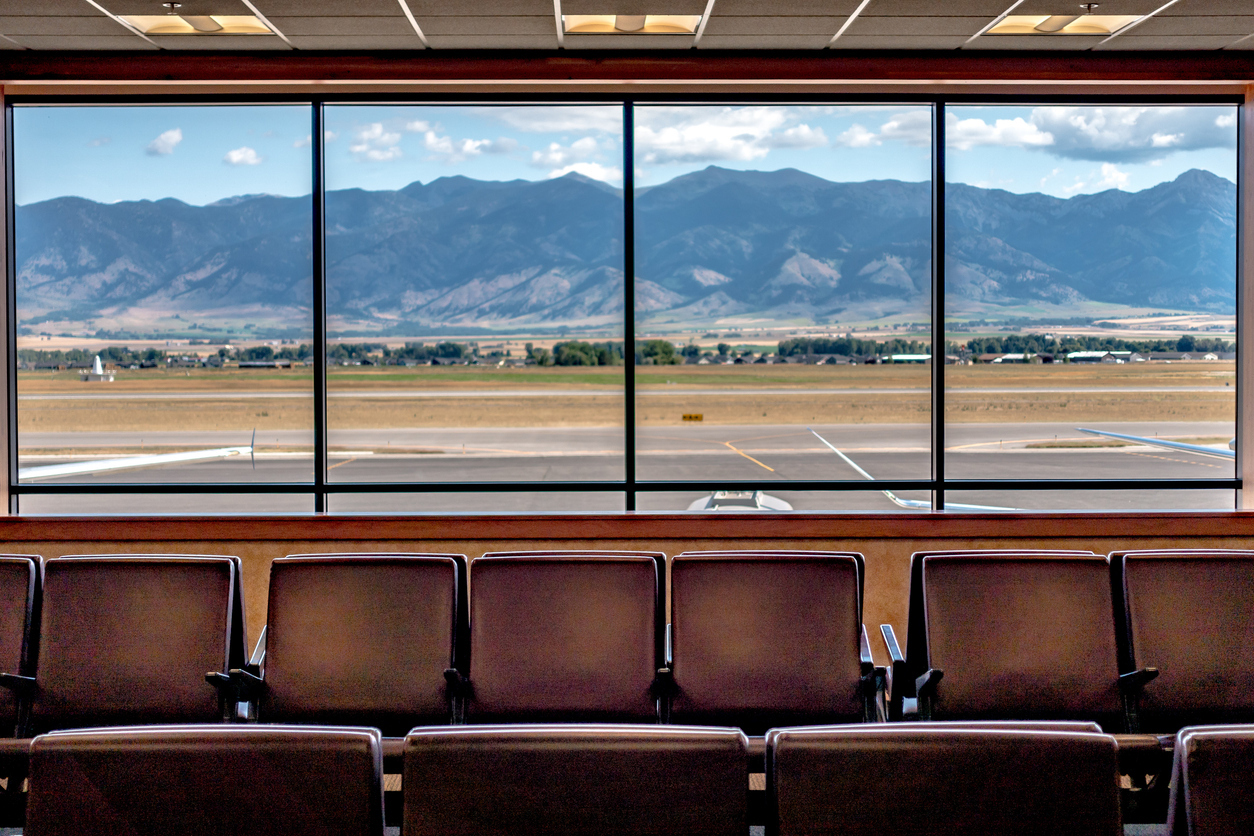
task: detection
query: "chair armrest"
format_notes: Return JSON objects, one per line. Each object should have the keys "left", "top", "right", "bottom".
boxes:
{"left": 0, "top": 673, "right": 35, "bottom": 694}
{"left": 880, "top": 624, "right": 907, "bottom": 721}
{"left": 860, "top": 625, "right": 875, "bottom": 676}
{"left": 1118, "top": 667, "right": 1159, "bottom": 733}
{"left": 914, "top": 668, "right": 944, "bottom": 720}
{"left": 1118, "top": 667, "right": 1159, "bottom": 693}
{"left": 247, "top": 624, "right": 267, "bottom": 669}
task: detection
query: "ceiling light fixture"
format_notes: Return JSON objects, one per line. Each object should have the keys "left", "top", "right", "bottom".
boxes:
{"left": 987, "top": 7, "right": 1138, "bottom": 36}
{"left": 562, "top": 14, "right": 701, "bottom": 34}
{"left": 827, "top": 0, "right": 874, "bottom": 47}
{"left": 119, "top": 14, "right": 274, "bottom": 35}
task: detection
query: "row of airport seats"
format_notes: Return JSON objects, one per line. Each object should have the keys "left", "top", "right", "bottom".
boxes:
{"left": 20, "top": 721, "right": 1254, "bottom": 835}
{"left": 0, "top": 547, "right": 1252, "bottom": 825}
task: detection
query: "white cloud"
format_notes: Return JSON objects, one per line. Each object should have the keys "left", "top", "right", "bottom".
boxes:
{"left": 224, "top": 146, "right": 262, "bottom": 166}
{"left": 404, "top": 120, "right": 431, "bottom": 133}
{"left": 1217, "top": 113, "right": 1237, "bottom": 128}
{"left": 634, "top": 106, "right": 826, "bottom": 166}
{"left": 88, "top": 136, "right": 111, "bottom": 147}
{"left": 480, "top": 106, "right": 622, "bottom": 135}
{"left": 325, "top": 130, "right": 338, "bottom": 142}
{"left": 145, "top": 128, "right": 183, "bottom": 156}
{"left": 835, "top": 124, "right": 880, "bottom": 148}
{"left": 423, "top": 131, "right": 517, "bottom": 163}
{"left": 834, "top": 110, "right": 932, "bottom": 148}
{"left": 532, "top": 137, "right": 600, "bottom": 168}
{"left": 1096, "top": 162, "right": 1129, "bottom": 190}
{"left": 548, "top": 162, "right": 622, "bottom": 184}
{"left": 295, "top": 130, "right": 337, "bottom": 148}
{"left": 948, "top": 115, "right": 1053, "bottom": 151}
{"left": 350, "top": 122, "right": 403, "bottom": 162}
{"left": 1028, "top": 106, "right": 1236, "bottom": 162}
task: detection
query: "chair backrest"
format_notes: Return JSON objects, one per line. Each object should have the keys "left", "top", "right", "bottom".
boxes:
{"left": 768, "top": 725, "right": 1122, "bottom": 836}
{"left": 1116, "top": 550, "right": 1254, "bottom": 732}
{"left": 404, "top": 724, "right": 747, "bottom": 836}
{"left": 918, "top": 552, "right": 1123, "bottom": 726}
{"left": 0, "top": 555, "right": 39, "bottom": 736}
{"left": 260, "top": 553, "right": 464, "bottom": 734}
{"left": 465, "top": 552, "right": 664, "bottom": 723}
{"left": 31, "top": 555, "right": 238, "bottom": 732}
{"left": 904, "top": 549, "right": 1096, "bottom": 688}
{"left": 26, "top": 724, "right": 384, "bottom": 836}
{"left": 1168, "top": 725, "right": 1254, "bottom": 836}
{"left": 669, "top": 550, "right": 865, "bottom": 732}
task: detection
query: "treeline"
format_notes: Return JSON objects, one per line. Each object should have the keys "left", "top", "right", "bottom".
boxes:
{"left": 777, "top": 337, "right": 931, "bottom": 357}
{"left": 964, "top": 335, "right": 1233, "bottom": 355}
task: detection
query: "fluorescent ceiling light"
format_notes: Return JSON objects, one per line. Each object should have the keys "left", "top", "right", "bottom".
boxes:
{"left": 988, "top": 14, "right": 1138, "bottom": 34}
{"left": 119, "top": 14, "right": 274, "bottom": 35}
{"left": 562, "top": 14, "right": 701, "bottom": 34}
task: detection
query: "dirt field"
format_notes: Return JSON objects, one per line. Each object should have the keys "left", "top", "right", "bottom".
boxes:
{"left": 15, "top": 361, "right": 1235, "bottom": 435}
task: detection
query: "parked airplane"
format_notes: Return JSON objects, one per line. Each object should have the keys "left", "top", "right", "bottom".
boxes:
{"left": 18, "top": 431, "right": 254, "bottom": 481}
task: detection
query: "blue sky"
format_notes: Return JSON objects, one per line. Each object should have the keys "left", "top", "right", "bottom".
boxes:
{"left": 12, "top": 103, "right": 1238, "bottom": 206}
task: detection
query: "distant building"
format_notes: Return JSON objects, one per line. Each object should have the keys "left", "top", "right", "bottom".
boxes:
{"left": 1066, "top": 351, "right": 1113, "bottom": 363}
{"left": 888, "top": 354, "right": 931, "bottom": 364}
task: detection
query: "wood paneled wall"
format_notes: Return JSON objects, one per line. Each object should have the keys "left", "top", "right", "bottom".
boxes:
{"left": 3, "top": 512, "right": 1251, "bottom": 664}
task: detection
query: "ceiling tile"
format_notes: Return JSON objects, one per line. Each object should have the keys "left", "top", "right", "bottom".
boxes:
{"left": 830, "top": 34, "right": 968, "bottom": 48}
{"left": 421, "top": 16, "right": 555, "bottom": 35}
{"left": 267, "top": 16, "right": 411, "bottom": 36}
{"left": 146, "top": 34, "right": 292, "bottom": 49}
{"left": 425, "top": 33, "right": 559, "bottom": 47}
{"left": 701, "top": 16, "right": 842, "bottom": 36}
{"left": 6, "top": 34, "right": 157, "bottom": 49}
{"left": 1096, "top": 34, "right": 1244, "bottom": 48}
{"left": 408, "top": 0, "right": 552, "bottom": 13}
{"left": 562, "top": 0, "right": 707, "bottom": 13}
{"left": 696, "top": 33, "right": 835, "bottom": 48}
{"left": 865, "top": 0, "right": 1013, "bottom": 16}
{"left": 0, "top": 15, "right": 123, "bottom": 35}
{"left": 963, "top": 33, "right": 1105, "bottom": 47}
{"left": 104, "top": 0, "right": 254, "bottom": 13}
{"left": 252, "top": 0, "right": 403, "bottom": 14}
{"left": 0, "top": 0, "right": 106, "bottom": 13}
{"left": 285, "top": 34, "right": 426, "bottom": 48}
{"left": 1159, "top": 0, "right": 1254, "bottom": 14}
{"left": 1129, "top": 15, "right": 1254, "bottom": 36}
{"left": 848, "top": 15, "right": 989, "bottom": 35}
{"left": 563, "top": 32, "right": 694, "bottom": 47}
{"left": 714, "top": 0, "right": 861, "bottom": 14}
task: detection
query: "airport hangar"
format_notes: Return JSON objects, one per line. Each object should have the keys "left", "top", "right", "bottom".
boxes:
{"left": 0, "top": 0, "right": 1250, "bottom": 654}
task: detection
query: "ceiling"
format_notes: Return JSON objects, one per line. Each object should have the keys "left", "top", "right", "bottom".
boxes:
{"left": 0, "top": 0, "right": 1250, "bottom": 53}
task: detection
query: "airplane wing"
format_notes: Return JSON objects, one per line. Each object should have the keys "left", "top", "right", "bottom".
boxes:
{"left": 1076, "top": 428, "right": 1234, "bottom": 460}
{"left": 19, "top": 444, "right": 254, "bottom": 481}
{"left": 807, "top": 428, "right": 1017, "bottom": 512}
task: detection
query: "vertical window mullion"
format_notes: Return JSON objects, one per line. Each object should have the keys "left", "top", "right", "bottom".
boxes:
{"left": 1239, "top": 90, "right": 1254, "bottom": 509}
{"left": 312, "top": 102, "right": 328, "bottom": 512}
{"left": 624, "top": 102, "right": 636, "bottom": 511}
{"left": 932, "top": 100, "right": 946, "bottom": 511}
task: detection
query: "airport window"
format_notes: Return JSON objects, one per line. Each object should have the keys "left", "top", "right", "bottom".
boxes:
{"left": 4, "top": 99, "right": 1242, "bottom": 513}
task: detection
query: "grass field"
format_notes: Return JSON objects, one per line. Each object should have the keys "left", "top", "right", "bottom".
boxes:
{"left": 15, "top": 361, "right": 1235, "bottom": 436}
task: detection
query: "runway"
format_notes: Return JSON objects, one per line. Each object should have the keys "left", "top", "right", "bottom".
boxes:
{"left": 15, "top": 421, "right": 1237, "bottom": 514}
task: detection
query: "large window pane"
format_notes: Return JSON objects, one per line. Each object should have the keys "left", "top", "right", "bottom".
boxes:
{"left": 14, "top": 105, "right": 315, "bottom": 489}
{"left": 323, "top": 105, "right": 625, "bottom": 485}
{"left": 944, "top": 105, "right": 1238, "bottom": 494}
{"left": 633, "top": 105, "right": 933, "bottom": 487}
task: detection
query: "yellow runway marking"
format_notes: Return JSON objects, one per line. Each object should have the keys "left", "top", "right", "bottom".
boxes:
{"left": 327, "top": 457, "right": 357, "bottom": 470}
{"left": 721, "top": 440, "right": 776, "bottom": 472}
{"left": 1119, "top": 450, "right": 1225, "bottom": 470}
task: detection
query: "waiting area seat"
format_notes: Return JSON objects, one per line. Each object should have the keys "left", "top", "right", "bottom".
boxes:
{"left": 237, "top": 553, "right": 465, "bottom": 767}
{"left": 403, "top": 724, "right": 747, "bottom": 836}
{"left": 461, "top": 551, "right": 666, "bottom": 723}
{"left": 668, "top": 550, "right": 879, "bottom": 772}
{"left": 1114, "top": 549, "right": 1254, "bottom": 734}
{"left": 1166, "top": 725, "right": 1254, "bottom": 836}
{"left": 25, "top": 724, "right": 384, "bottom": 836}
{"left": 0, "top": 555, "right": 40, "bottom": 738}
{"left": 767, "top": 724, "right": 1123, "bottom": 836}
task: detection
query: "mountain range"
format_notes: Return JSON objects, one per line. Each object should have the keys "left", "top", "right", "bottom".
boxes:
{"left": 13, "top": 165, "right": 1237, "bottom": 335}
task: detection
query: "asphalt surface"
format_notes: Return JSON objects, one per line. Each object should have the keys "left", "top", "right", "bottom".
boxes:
{"left": 16, "top": 421, "right": 1237, "bottom": 514}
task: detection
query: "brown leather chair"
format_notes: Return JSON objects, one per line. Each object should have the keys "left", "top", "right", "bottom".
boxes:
{"left": 28, "top": 555, "right": 242, "bottom": 732}
{"left": 1166, "top": 725, "right": 1254, "bottom": 836}
{"left": 898, "top": 551, "right": 1133, "bottom": 730}
{"left": 1113, "top": 550, "right": 1254, "bottom": 734}
{"left": 244, "top": 553, "right": 464, "bottom": 767}
{"left": 669, "top": 551, "right": 876, "bottom": 732}
{"left": 0, "top": 556, "right": 41, "bottom": 737}
{"left": 462, "top": 552, "right": 665, "bottom": 723}
{"left": 26, "top": 724, "right": 384, "bottom": 836}
{"left": 767, "top": 724, "right": 1122, "bottom": 836}
{"left": 404, "top": 724, "right": 747, "bottom": 836}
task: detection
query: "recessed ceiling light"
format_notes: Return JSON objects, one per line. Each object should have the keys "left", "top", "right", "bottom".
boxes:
{"left": 987, "top": 13, "right": 1139, "bottom": 35}
{"left": 119, "top": 14, "right": 274, "bottom": 35}
{"left": 562, "top": 14, "right": 701, "bottom": 34}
